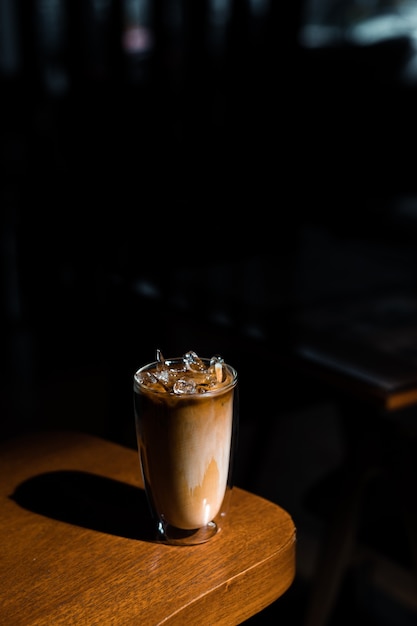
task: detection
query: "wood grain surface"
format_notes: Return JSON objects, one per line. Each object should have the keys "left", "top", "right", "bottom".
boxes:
{"left": 0, "top": 431, "right": 296, "bottom": 625}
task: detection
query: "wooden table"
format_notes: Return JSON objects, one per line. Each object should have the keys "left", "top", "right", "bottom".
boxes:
{"left": 0, "top": 430, "right": 296, "bottom": 625}
{"left": 290, "top": 304, "right": 417, "bottom": 626}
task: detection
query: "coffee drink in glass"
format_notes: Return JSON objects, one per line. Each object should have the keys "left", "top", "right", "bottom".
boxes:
{"left": 133, "top": 350, "right": 238, "bottom": 545}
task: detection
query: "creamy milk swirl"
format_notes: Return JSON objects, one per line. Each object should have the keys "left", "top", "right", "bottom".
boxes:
{"left": 134, "top": 352, "right": 237, "bottom": 530}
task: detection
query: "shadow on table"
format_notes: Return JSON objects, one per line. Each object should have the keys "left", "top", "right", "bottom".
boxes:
{"left": 10, "top": 470, "right": 155, "bottom": 542}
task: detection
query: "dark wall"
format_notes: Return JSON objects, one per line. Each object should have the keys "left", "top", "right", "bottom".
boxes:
{"left": 2, "top": 0, "right": 417, "bottom": 444}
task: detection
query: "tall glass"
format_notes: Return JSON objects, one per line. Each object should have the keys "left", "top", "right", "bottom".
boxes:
{"left": 133, "top": 351, "right": 239, "bottom": 546}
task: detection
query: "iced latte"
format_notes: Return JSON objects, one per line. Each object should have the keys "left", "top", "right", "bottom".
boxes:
{"left": 134, "top": 350, "right": 238, "bottom": 545}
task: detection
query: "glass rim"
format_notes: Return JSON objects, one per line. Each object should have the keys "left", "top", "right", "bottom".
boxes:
{"left": 133, "top": 357, "right": 238, "bottom": 396}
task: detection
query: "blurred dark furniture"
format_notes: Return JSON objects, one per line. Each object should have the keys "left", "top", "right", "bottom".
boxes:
{"left": 291, "top": 291, "right": 417, "bottom": 626}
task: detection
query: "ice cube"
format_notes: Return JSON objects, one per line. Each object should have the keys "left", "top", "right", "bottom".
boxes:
{"left": 173, "top": 379, "right": 196, "bottom": 394}
{"left": 154, "top": 368, "right": 171, "bottom": 388}
{"left": 156, "top": 348, "right": 165, "bottom": 365}
{"left": 140, "top": 350, "right": 228, "bottom": 393}
{"left": 210, "top": 355, "right": 224, "bottom": 383}
{"left": 137, "top": 370, "right": 166, "bottom": 392}
{"left": 184, "top": 351, "right": 207, "bottom": 373}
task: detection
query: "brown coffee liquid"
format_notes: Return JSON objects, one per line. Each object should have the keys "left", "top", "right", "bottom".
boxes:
{"left": 135, "top": 363, "right": 235, "bottom": 529}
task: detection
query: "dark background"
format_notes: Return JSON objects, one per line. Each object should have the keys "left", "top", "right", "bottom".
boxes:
{"left": 1, "top": 2, "right": 417, "bottom": 625}
{"left": 1, "top": 0, "right": 303, "bottom": 444}
{"left": 2, "top": 0, "right": 417, "bottom": 442}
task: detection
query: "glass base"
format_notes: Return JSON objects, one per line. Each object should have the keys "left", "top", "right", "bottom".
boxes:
{"left": 156, "top": 520, "right": 220, "bottom": 546}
